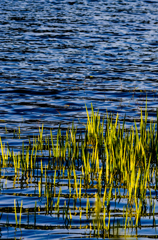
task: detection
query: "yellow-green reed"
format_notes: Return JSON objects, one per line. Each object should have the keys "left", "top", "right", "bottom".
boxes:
{"left": 0, "top": 104, "right": 158, "bottom": 238}
{"left": 14, "top": 200, "right": 23, "bottom": 226}
{"left": 14, "top": 199, "right": 18, "bottom": 225}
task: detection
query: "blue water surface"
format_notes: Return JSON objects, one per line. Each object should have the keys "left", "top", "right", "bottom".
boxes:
{"left": 0, "top": 0, "right": 158, "bottom": 135}
{"left": 0, "top": 0, "right": 158, "bottom": 239}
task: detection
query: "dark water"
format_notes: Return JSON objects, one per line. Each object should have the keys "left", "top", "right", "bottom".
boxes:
{"left": 1, "top": 0, "right": 158, "bottom": 239}
{"left": 1, "top": 0, "right": 158, "bottom": 135}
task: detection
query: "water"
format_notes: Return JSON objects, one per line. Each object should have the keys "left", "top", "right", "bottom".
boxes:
{"left": 1, "top": 0, "right": 158, "bottom": 239}
{"left": 1, "top": 0, "right": 158, "bottom": 134}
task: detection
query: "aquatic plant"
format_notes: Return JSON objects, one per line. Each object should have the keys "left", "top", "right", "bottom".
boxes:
{"left": 0, "top": 105, "right": 158, "bottom": 238}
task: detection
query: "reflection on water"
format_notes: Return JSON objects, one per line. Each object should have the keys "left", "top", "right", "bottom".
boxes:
{"left": 0, "top": 0, "right": 158, "bottom": 137}
{"left": 0, "top": 107, "right": 158, "bottom": 239}
{"left": 1, "top": 0, "right": 158, "bottom": 239}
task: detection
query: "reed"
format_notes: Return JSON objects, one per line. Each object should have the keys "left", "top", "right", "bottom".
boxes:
{"left": 0, "top": 105, "right": 158, "bottom": 238}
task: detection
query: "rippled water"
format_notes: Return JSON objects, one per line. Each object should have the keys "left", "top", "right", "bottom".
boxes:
{"left": 1, "top": 0, "right": 158, "bottom": 239}
{"left": 1, "top": 0, "right": 158, "bottom": 135}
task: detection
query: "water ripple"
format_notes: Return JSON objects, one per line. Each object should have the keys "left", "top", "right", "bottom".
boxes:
{"left": 0, "top": 0, "right": 158, "bottom": 133}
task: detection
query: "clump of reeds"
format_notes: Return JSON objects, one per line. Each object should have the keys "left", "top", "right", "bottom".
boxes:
{"left": 0, "top": 104, "right": 158, "bottom": 238}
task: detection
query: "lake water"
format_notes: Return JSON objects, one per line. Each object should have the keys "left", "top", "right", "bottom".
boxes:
{"left": 1, "top": 0, "right": 158, "bottom": 239}
{"left": 1, "top": 0, "right": 158, "bottom": 135}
